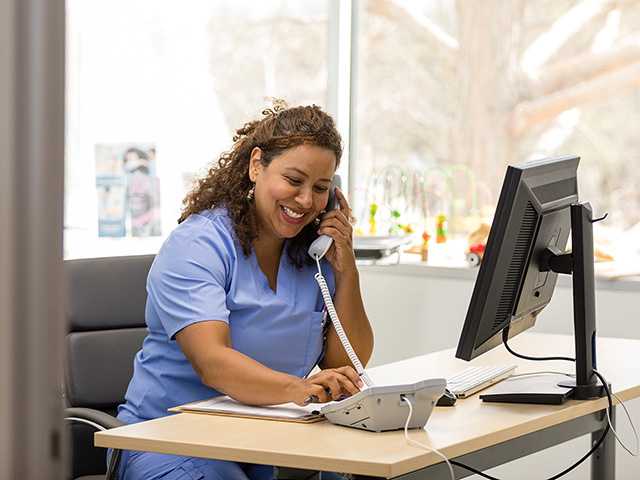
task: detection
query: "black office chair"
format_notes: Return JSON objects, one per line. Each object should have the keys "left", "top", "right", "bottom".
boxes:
{"left": 64, "top": 255, "right": 154, "bottom": 480}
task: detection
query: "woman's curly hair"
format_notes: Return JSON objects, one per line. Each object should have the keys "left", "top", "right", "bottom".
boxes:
{"left": 179, "top": 103, "right": 342, "bottom": 268}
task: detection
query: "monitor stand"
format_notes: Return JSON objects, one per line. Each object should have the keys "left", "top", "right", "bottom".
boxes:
{"left": 480, "top": 373, "right": 574, "bottom": 405}
{"left": 481, "top": 203, "right": 608, "bottom": 405}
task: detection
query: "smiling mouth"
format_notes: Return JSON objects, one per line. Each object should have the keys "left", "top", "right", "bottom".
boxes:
{"left": 280, "top": 205, "right": 306, "bottom": 222}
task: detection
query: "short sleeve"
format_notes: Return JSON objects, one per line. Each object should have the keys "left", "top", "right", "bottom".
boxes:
{"left": 147, "top": 214, "right": 235, "bottom": 340}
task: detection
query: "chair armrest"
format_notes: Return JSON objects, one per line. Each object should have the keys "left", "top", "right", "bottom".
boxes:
{"left": 65, "top": 407, "right": 124, "bottom": 430}
{"left": 65, "top": 408, "right": 125, "bottom": 479}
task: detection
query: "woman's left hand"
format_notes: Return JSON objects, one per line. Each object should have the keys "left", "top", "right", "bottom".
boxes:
{"left": 317, "top": 187, "right": 357, "bottom": 276}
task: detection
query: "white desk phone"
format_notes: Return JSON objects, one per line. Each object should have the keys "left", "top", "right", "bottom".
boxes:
{"left": 307, "top": 175, "right": 446, "bottom": 433}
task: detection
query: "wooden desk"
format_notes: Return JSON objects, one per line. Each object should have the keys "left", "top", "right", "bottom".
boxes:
{"left": 95, "top": 333, "right": 640, "bottom": 479}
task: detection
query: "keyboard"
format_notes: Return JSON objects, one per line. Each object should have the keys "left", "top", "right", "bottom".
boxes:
{"left": 447, "top": 365, "right": 517, "bottom": 398}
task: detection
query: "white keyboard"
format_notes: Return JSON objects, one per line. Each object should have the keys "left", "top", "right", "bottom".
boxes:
{"left": 447, "top": 365, "right": 517, "bottom": 398}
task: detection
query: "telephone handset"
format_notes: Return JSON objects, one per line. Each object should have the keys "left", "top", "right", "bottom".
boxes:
{"left": 307, "top": 175, "right": 341, "bottom": 260}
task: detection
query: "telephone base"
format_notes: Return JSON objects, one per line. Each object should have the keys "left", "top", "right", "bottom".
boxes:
{"left": 320, "top": 379, "right": 446, "bottom": 432}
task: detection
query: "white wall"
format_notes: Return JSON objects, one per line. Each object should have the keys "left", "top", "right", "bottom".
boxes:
{"left": 359, "top": 264, "right": 640, "bottom": 479}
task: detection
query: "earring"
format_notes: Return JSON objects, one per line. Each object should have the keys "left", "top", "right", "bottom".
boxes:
{"left": 246, "top": 184, "right": 255, "bottom": 201}
{"left": 314, "top": 210, "right": 325, "bottom": 226}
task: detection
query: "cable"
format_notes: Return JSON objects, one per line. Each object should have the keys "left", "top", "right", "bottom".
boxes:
{"left": 502, "top": 330, "right": 638, "bottom": 457}
{"left": 594, "top": 368, "right": 640, "bottom": 457}
{"left": 510, "top": 371, "right": 574, "bottom": 379}
{"left": 607, "top": 390, "right": 639, "bottom": 456}
{"left": 446, "top": 332, "right": 614, "bottom": 480}
{"left": 502, "top": 330, "right": 637, "bottom": 454}
{"left": 504, "top": 371, "right": 637, "bottom": 456}
{"left": 450, "top": 393, "right": 611, "bottom": 480}
{"left": 401, "top": 396, "right": 455, "bottom": 480}
{"left": 66, "top": 417, "right": 121, "bottom": 479}
{"left": 502, "top": 329, "right": 575, "bottom": 363}
{"left": 65, "top": 416, "right": 107, "bottom": 431}
{"left": 314, "top": 256, "right": 374, "bottom": 386}
{"left": 450, "top": 418, "right": 609, "bottom": 480}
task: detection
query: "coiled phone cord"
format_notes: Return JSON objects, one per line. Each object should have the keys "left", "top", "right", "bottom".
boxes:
{"left": 313, "top": 256, "right": 374, "bottom": 387}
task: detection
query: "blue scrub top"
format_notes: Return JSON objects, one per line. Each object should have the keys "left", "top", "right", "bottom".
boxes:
{"left": 117, "top": 208, "right": 335, "bottom": 424}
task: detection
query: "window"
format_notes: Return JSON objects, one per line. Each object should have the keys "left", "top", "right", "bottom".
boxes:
{"left": 352, "top": 0, "right": 640, "bottom": 266}
{"left": 65, "top": 0, "right": 330, "bottom": 258}
{"left": 66, "top": 0, "right": 640, "bottom": 269}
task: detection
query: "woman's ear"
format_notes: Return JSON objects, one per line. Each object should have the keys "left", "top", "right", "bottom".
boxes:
{"left": 248, "top": 147, "right": 262, "bottom": 182}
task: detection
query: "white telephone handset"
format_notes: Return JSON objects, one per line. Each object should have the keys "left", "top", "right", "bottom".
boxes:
{"left": 307, "top": 175, "right": 340, "bottom": 260}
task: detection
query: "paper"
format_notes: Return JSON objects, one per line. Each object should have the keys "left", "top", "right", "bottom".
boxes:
{"left": 175, "top": 396, "right": 323, "bottom": 422}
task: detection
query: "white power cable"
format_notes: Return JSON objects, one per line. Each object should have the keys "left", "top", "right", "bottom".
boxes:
{"left": 401, "top": 396, "right": 455, "bottom": 480}
{"left": 314, "top": 256, "right": 373, "bottom": 387}
{"left": 607, "top": 391, "right": 640, "bottom": 456}
{"left": 65, "top": 416, "right": 107, "bottom": 431}
{"left": 509, "top": 371, "right": 573, "bottom": 379}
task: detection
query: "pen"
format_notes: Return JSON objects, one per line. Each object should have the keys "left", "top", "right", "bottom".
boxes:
{"left": 304, "top": 388, "right": 353, "bottom": 405}
{"left": 303, "top": 394, "right": 320, "bottom": 405}
{"left": 304, "top": 386, "right": 334, "bottom": 405}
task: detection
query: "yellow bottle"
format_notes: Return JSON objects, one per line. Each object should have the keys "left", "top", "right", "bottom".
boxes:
{"left": 436, "top": 214, "right": 447, "bottom": 244}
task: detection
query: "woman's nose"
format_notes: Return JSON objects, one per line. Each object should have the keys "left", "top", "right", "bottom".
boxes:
{"left": 295, "top": 188, "right": 313, "bottom": 209}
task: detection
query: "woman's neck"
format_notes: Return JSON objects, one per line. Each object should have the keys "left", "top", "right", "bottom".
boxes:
{"left": 252, "top": 234, "right": 285, "bottom": 292}
{"left": 252, "top": 234, "right": 284, "bottom": 261}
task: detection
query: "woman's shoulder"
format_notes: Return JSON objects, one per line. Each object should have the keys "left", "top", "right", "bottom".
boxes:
{"left": 148, "top": 208, "right": 237, "bottom": 286}
{"left": 161, "top": 207, "right": 236, "bottom": 258}
{"left": 192, "top": 206, "right": 232, "bottom": 226}
{"left": 182, "top": 206, "right": 232, "bottom": 229}
{"left": 175, "top": 207, "right": 233, "bottom": 238}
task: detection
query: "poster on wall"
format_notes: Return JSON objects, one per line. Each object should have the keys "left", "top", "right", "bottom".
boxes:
{"left": 96, "top": 175, "right": 127, "bottom": 237}
{"left": 95, "top": 143, "right": 161, "bottom": 237}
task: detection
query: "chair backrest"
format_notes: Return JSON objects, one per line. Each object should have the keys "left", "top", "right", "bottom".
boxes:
{"left": 64, "top": 254, "right": 154, "bottom": 411}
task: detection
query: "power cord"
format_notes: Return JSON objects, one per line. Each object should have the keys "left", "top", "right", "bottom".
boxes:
{"left": 502, "top": 332, "right": 574, "bottom": 362}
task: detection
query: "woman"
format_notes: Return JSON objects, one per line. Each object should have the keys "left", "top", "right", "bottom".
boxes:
{"left": 115, "top": 103, "right": 374, "bottom": 480}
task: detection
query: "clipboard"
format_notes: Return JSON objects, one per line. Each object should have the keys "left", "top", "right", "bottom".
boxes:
{"left": 170, "top": 395, "right": 325, "bottom": 424}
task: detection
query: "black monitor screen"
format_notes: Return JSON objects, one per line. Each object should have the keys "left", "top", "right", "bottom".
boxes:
{"left": 456, "top": 156, "right": 579, "bottom": 361}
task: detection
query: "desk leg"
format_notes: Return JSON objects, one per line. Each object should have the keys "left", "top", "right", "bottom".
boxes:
{"left": 591, "top": 406, "right": 615, "bottom": 480}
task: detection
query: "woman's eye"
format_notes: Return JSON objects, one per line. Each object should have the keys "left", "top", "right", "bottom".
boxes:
{"left": 314, "top": 186, "right": 329, "bottom": 193}
{"left": 285, "top": 176, "right": 302, "bottom": 186}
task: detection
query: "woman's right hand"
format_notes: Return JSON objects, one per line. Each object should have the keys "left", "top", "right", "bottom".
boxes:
{"left": 289, "top": 366, "right": 364, "bottom": 406}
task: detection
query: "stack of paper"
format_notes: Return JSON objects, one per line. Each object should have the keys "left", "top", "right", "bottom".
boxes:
{"left": 171, "top": 396, "right": 325, "bottom": 424}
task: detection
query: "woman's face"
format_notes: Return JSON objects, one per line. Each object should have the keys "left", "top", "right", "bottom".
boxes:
{"left": 249, "top": 144, "right": 337, "bottom": 241}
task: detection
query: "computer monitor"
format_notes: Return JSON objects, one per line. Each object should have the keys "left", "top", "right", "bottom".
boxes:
{"left": 456, "top": 155, "right": 606, "bottom": 404}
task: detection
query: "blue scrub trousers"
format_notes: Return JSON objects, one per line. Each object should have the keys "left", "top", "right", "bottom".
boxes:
{"left": 115, "top": 450, "right": 346, "bottom": 480}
